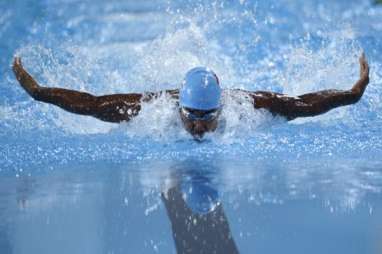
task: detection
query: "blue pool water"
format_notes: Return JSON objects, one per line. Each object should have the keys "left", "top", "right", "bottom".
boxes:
{"left": 1, "top": 0, "right": 382, "bottom": 253}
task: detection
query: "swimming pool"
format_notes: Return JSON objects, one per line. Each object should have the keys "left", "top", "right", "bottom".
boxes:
{"left": 1, "top": 0, "right": 382, "bottom": 253}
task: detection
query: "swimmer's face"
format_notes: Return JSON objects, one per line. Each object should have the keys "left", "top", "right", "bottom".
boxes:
{"left": 179, "top": 107, "right": 220, "bottom": 140}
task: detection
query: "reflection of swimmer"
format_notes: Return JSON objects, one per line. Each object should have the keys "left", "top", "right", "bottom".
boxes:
{"left": 13, "top": 54, "right": 369, "bottom": 140}
{"left": 16, "top": 176, "right": 35, "bottom": 210}
{"left": 161, "top": 170, "right": 239, "bottom": 254}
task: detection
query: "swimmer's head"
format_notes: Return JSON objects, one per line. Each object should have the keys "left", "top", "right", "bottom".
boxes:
{"left": 179, "top": 67, "right": 222, "bottom": 139}
{"left": 180, "top": 67, "right": 221, "bottom": 110}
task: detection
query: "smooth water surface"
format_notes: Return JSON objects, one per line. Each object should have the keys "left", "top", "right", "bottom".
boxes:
{"left": 1, "top": 0, "right": 382, "bottom": 253}
{"left": 1, "top": 159, "right": 382, "bottom": 253}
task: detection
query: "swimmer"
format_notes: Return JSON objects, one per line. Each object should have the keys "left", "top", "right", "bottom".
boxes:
{"left": 12, "top": 53, "right": 369, "bottom": 139}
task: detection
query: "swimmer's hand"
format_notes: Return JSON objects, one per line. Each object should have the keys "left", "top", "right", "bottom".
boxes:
{"left": 352, "top": 53, "right": 370, "bottom": 96}
{"left": 359, "top": 52, "right": 369, "bottom": 81}
{"left": 12, "top": 57, "right": 41, "bottom": 98}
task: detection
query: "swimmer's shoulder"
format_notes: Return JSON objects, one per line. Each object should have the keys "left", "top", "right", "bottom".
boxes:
{"left": 165, "top": 89, "right": 179, "bottom": 99}
{"left": 223, "top": 88, "right": 284, "bottom": 100}
{"left": 140, "top": 89, "right": 179, "bottom": 102}
{"left": 222, "top": 88, "right": 256, "bottom": 98}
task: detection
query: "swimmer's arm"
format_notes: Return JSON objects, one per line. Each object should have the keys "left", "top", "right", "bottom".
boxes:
{"left": 12, "top": 57, "right": 178, "bottom": 123}
{"left": 249, "top": 53, "right": 370, "bottom": 121}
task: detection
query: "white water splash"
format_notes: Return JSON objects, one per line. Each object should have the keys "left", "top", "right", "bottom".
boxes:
{"left": 3, "top": 0, "right": 381, "bottom": 158}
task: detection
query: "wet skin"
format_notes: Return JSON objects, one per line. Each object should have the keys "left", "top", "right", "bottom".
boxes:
{"left": 12, "top": 54, "right": 370, "bottom": 139}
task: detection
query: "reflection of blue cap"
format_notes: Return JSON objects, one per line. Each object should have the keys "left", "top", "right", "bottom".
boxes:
{"left": 181, "top": 176, "right": 219, "bottom": 214}
{"left": 180, "top": 67, "right": 221, "bottom": 110}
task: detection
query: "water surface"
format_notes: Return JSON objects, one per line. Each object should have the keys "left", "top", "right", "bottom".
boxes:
{"left": 1, "top": 0, "right": 382, "bottom": 253}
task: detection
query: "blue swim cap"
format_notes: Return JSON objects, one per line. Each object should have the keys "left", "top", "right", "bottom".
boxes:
{"left": 180, "top": 67, "right": 221, "bottom": 110}
{"left": 181, "top": 175, "right": 220, "bottom": 214}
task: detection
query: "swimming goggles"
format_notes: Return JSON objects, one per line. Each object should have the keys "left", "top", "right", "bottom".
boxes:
{"left": 180, "top": 107, "right": 221, "bottom": 121}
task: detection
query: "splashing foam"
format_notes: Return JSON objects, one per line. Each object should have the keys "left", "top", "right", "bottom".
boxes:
{"left": 214, "top": 90, "right": 276, "bottom": 143}
{"left": 11, "top": 3, "right": 379, "bottom": 142}
{"left": 124, "top": 93, "right": 187, "bottom": 141}
{"left": 276, "top": 37, "right": 362, "bottom": 125}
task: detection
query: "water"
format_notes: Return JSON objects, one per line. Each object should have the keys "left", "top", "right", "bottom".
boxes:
{"left": 1, "top": 159, "right": 382, "bottom": 253}
{"left": 1, "top": 0, "right": 382, "bottom": 253}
